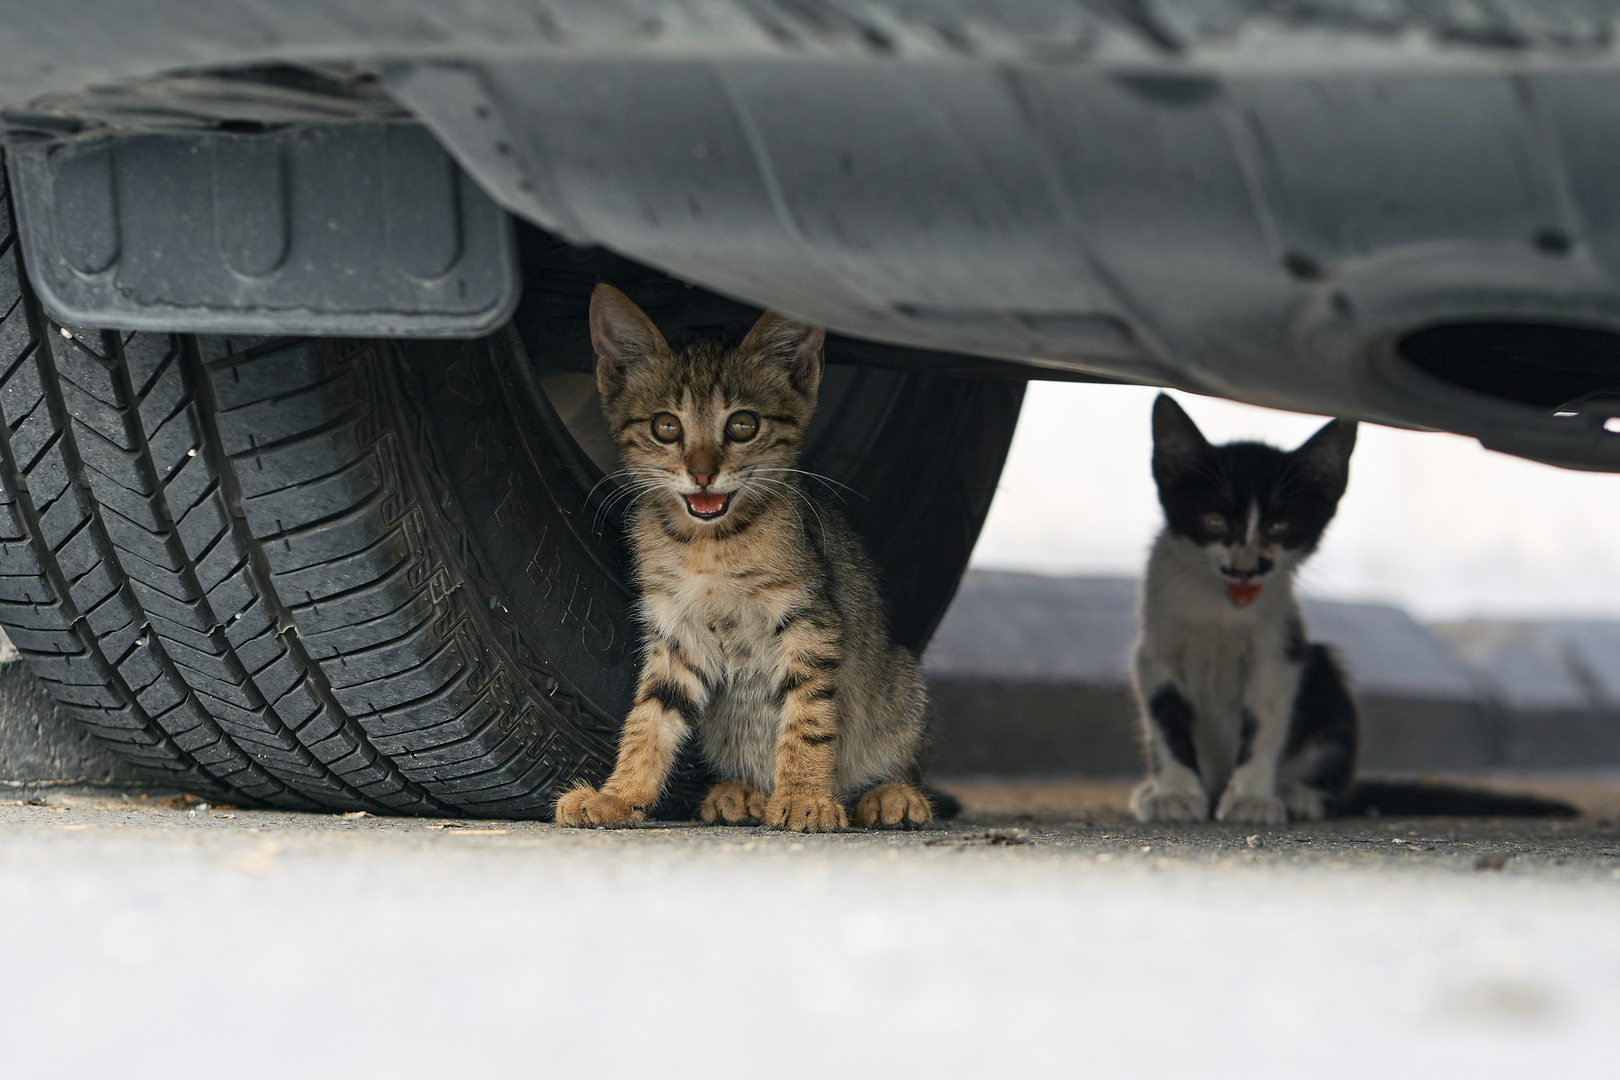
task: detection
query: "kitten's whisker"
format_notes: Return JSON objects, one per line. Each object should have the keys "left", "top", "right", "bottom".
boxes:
{"left": 591, "top": 488, "right": 636, "bottom": 528}
{"left": 598, "top": 480, "right": 659, "bottom": 517}
{"left": 597, "top": 488, "right": 654, "bottom": 535}
{"left": 750, "top": 468, "right": 866, "bottom": 503}
{"left": 593, "top": 479, "right": 644, "bottom": 513}
{"left": 584, "top": 466, "right": 662, "bottom": 534}
{"left": 592, "top": 479, "right": 661, "bottom": 533}
{"left": 749, "top": 476, "right": 828, "bottom": 541}
{"left": 583, "top": 468, "right": 639, "bottom": 507}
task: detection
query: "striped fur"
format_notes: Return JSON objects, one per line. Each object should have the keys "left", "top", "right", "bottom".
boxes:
{"left": 554, "top": 285, "right": 931, "bottom": 831}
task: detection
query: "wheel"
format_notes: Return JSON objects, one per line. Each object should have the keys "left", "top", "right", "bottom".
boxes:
{"left": 0, "top": 192, "right": 1023, "bottom": 817}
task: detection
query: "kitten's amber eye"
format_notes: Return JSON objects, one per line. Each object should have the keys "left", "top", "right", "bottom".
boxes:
{"left": 651, "top": 413, "right": 682, "bottom": 443}
{"left": 1267, "top": 520, "right": 1290, "bottom": 538}
{"left": 1202, "top": 513, "right": 1228, "bottom": 534}
{"left": 725, "top": 411, "right": 759, "bottom": 442}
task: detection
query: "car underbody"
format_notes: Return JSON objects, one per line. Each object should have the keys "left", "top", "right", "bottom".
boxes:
{"left": 7, "top": 1, "right": 1620, "bottom": 468}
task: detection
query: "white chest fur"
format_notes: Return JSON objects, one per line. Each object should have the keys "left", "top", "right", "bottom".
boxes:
{"left": 641, "top": 553, "right": 813, "bottom": 789}
{"left": 1136, "top": 533, "right": 1304, "bottom": 795}
{"left": 644, "top": 569, "right": 793, "bottom": 674}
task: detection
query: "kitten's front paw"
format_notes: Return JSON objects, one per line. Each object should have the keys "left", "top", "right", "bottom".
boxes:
{"left": 1131, "top": 782, "right": 1209, "bottom": 823}
{"left": 1279, "top": 783, "right": 1328, "bottom": 821}
{"left": 700, "top": 779, "right": 767, "bottom": 825}
{"left": 1216, "top": 791, "right": 1288, "bottom": 825}
{"left": 854, "top": 782, "right": 933, "bottom": 829}
{"left": 765, "top": 788, "right": 848, "bottom": 832}
{"left": 554, "top": 784, "right": 644, "bottom": 828}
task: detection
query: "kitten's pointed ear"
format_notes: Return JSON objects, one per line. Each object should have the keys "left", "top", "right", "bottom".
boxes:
{"left": 739, "top": 310, "right": 825, "bottom": 396}
{"left": 1151, "top": 394, "right": 1211, "bottom": 477}
{"left": 1294, "top": 418, "right": 1358, "bottom": 488}
{"left": 589, "top": 283, "right": 670, "bottom": 396}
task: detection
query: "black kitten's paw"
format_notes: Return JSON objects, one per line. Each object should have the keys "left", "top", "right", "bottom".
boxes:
{"left": 1279, "top": 783, "right": 1329, "bottom": 821}
{"left": 1131, "top": 782, "right": 1210, "bottom": 823}
{"left": 1215, "top": 791, "right": 1288, "bottom": 826}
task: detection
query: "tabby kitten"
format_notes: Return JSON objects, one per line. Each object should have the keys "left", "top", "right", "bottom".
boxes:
{"left": 1131, "top": 394, "right": 1359, "bottom": 825}
{"left": 554, "top": 284, "right": 933, "bottom": 832}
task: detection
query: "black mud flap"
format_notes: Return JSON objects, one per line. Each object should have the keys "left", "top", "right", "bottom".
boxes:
{"left": 6, "top": 121, "right": 519, "bottom": 337}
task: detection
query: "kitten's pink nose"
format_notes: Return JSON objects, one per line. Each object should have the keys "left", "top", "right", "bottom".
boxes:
{"left": 689, "top": 471, "right": 716, "bottom": 489}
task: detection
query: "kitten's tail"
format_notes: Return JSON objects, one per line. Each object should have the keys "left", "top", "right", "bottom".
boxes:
{"left": 921, "top": 783, "right": 962, "bottom": 821}
{"left": 1338, "top": 780, "right": 1576, "bottom": 818}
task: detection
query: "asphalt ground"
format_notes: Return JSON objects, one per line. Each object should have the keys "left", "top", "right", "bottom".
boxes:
{"left": 3, "top": 774, "right": 1617, "bottom": 1078}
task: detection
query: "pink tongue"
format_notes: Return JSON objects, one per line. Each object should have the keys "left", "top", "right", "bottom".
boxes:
{"left": 1225, "top": 582, "right": 1262, "bottom": 607}
{"left": 685, "top": 491, "right": 728, "bottom": 516}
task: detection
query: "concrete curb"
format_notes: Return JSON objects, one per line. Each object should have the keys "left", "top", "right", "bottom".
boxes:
{"left": 5, "top": 573, "right": 1620, "bottom": 788}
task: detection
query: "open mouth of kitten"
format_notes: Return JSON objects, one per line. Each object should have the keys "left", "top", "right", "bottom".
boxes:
{"left": 1224, "top": 581, "right": 1263, "bottom": 607}
{"left": 682, "top": 491, "right": 732, "bottom": 520}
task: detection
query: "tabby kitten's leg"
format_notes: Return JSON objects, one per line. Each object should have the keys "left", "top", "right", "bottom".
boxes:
{"left": 854, "top": 781, "right": 933, "bottom": 829}
{"left": 764, "top": 638, "right": 848, "bottom": 833}
{"left": 699, "top": 779, "right": 768, "bottom": 825}
{"left": 1214, "top": 655, "right": 1303, "bottom": 826}
{"left": 555, "top": 640, "right": 706, "bottom": 827}
{"left": 1130, "top": 655, "right": 1210, "bottom": 822}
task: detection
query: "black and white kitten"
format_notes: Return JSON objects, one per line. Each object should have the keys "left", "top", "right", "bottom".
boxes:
{"left": 1131, "top": 394, "right": 1359, "bottom": 826}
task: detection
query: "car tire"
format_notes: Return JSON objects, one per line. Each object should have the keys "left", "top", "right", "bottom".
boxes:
{"left": 0, "top": 192, "right": 1023, "bottom": 818}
